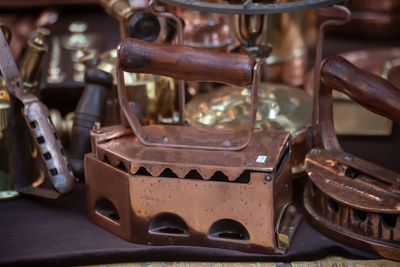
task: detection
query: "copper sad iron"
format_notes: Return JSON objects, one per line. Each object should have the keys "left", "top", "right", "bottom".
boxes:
{"left": 85, "top": 38, "right": 301, "bottom": 254}
{"left": 304, "top": 56, "right": 400, "bottom": 260}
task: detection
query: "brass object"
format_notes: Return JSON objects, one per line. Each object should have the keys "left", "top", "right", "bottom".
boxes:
{"left": 47, "top": 37, "right": 66, "bottom": 84}
{"left": 185, "top": 83, "right": 312, "bottom": 175}
{"left": 97, "top": 49, "right": 177, "bottom": 125}
{"left": 20, "top": 27, "right": 49, "bottom": 93}
{"left": 99, "top": 0, "right": 134, "bottom": 40}
{"left": 49, "top": 109, "right": 74, "bottom": 144}
{"left": 262, "top": 10, "right": 316, "bottom": 86}
{"left": 98, "top": 1, "right": 182, "bottom": 124}
{"left": 100, "top": 0, "right": 170, "bottom": 42}
{"left": 305, "top": 48, "right": 400, "bottom": 136}
{"left": 0, "top": 23, "right": 11, "bottom": 44}
{"left": 63, "top": 21, "right": 91, "bottom": 50}
{"left": 0, "top": 82, "right": 18, "bottom": 201}
{"left": 86, "top": 39, "right": 300, "bottom": 254}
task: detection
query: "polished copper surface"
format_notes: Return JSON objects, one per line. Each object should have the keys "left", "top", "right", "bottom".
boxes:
{"left": 304, "top": 56, "right": 400, "bottom": 260}
{"left": 86, "top": 123, "right": 299, "bottom": 254}
{"left": 91, "top": 124, "right": 290, "bottom": 179}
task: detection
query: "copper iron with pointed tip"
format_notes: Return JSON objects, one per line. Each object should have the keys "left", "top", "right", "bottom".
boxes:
{"left": 304, "top": 55, "right": 400, "bottom": 261}
{"left": 85, "top": 37, "right": 301, "bottom": 254}
{"left": 304, "top": 6, "right": 400, "bottom": 260}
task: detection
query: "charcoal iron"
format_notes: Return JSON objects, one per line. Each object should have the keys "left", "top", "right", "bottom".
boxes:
{"left": 304, "top": 56, "right": 400, "bottom": 260}
{"left": 85, "top": 38, "right": 301, "bottom": 254}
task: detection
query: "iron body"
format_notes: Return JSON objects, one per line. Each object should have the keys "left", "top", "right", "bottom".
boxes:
{"left": 86, "top": 124, "right": 300, "bottom": 254}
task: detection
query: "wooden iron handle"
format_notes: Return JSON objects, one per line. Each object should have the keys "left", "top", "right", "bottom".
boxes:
{"left": 118, "top": 38, "right": 256, "bottom": 87}
{"left": 321, "top": 56, "right": 400, "bottom": 124}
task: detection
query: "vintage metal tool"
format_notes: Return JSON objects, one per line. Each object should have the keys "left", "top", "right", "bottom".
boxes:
{"left": 85, "top": 38, "right": 301, "bottom": 254}
{"left": 0, "top": 28, "right": 74, "bottom": 197}
{"left": 304, "top": 56, "right": 400, "bottom": 260}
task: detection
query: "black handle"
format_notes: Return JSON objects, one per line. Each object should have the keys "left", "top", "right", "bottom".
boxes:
{"left": 69, "top": 68, "right": 113, "bottom": 181}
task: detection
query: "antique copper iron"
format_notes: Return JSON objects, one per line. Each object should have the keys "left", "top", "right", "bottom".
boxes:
{"left": 304, "top": 56, "right": 400, "bottom": 260}
{"left": 305, "top": 48, "right": 400, "bottom": 136}
{"left": 85, "top": 38, "right": 301, "bottom": 254}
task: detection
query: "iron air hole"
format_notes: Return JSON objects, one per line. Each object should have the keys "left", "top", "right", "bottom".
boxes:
{"left": 95, "top": 198, "right": 120, "bottom": 224}
{"left": 327, "top": 198, "right": 339, "bottom": 213}
{"left": 344, "top": 166, "right": 360, "bottom": 179}
{"left": 208, "top": 219, "right": 249, "bottom": 241}
{"left": 353, "top": 209, "right": 367, "bottom": 223}
{"left": 149, "top": 214, "right": 188, "bottom": 235}
{"left": 381, "top": 214, "right": 397, "bottom": 228}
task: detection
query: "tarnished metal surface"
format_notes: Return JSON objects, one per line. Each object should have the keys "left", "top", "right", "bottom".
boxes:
{"left": 157, "top": 0, "right": 346, "bottom": 15}
{"left": 0, "top": 29, "right": 74, "bottom": 195}
{"left": 22, "top": 101, "right": 74, "bottom": 193}
{"left": 304, "top": 32, "right": 400, "bottom": 260}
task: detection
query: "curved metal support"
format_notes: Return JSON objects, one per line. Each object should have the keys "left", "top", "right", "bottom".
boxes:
{"left": 117, "top": 58, "right": 262, "bottom": 151}
{"left": 311, "top": 5, "right": 351, "bottom": 152}
{"left": 157, "top": 0, "right": 347, "bottom": 15}
{"left": 149, "top": 0, "right": 186, "bottom": 125}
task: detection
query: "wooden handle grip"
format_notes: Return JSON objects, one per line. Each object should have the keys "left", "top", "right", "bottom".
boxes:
{"left": 118, "top": 38, "right": 256, "bottom": 87}
{"left": 321, "top": 56, "right": 400, "bottom": 124}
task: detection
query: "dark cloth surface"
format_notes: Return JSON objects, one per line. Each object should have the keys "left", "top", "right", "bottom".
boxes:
{"left": 0, "top": 178, "right": 378, "bottom": 267}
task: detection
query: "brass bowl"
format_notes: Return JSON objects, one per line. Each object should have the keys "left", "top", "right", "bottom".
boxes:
{"left": 186, "top": 83, "right": 312, "bottom": 176}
